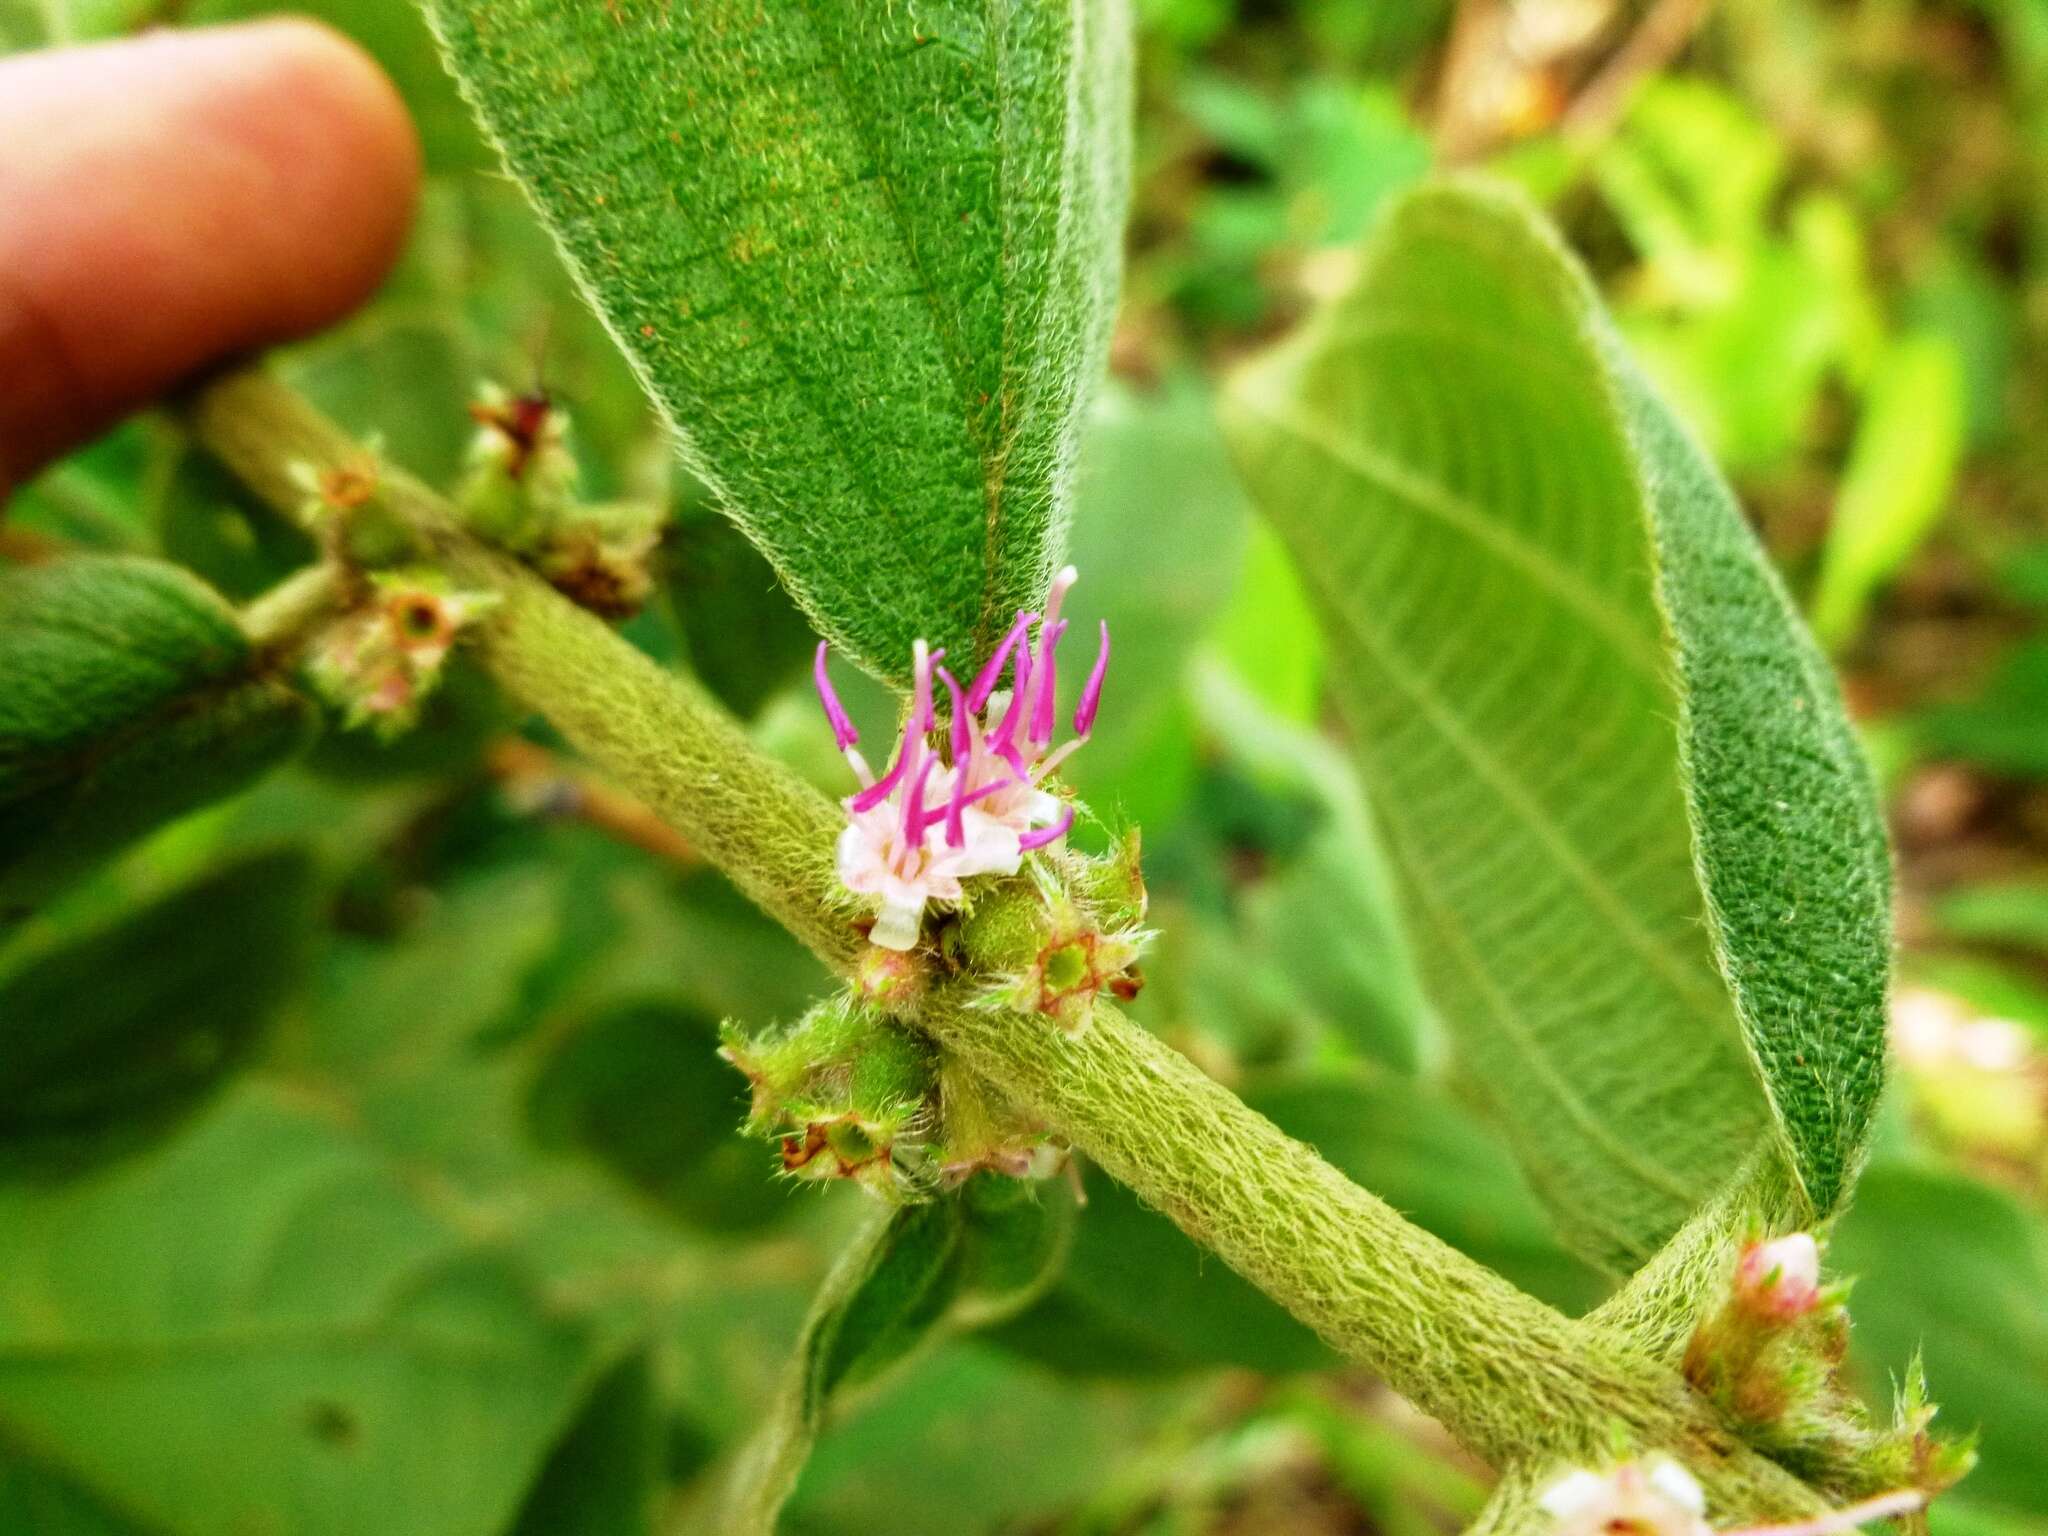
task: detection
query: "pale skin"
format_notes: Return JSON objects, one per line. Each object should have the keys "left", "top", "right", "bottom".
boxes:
{"left": 0, "top": 19, "right": 420, "bottom": 498}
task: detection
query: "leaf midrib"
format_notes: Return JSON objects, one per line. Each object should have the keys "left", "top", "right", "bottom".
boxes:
{"left": 1235, "top": 392, "right": 1670, "bottom": 686}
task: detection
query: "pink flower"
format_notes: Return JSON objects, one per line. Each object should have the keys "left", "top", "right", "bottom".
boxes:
{"left": 1734, "top": 1233, "right": 1823, "bottom": 1322}
{"left": 817, "top": 567, "right": 1108, "bottom": 950}
{"left": 1540, "top": 1458, "right": 1709, "bottom": 1536}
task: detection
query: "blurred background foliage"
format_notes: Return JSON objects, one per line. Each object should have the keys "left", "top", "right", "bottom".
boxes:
{"left": 3, "top": 1, "right": 2048, "bottom": 1533}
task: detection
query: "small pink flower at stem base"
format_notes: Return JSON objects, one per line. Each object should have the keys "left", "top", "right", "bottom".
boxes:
{"left": 1735, "top": 1233, "right": 1823, "bottom": 1322}
{"left": 1539, "top": 1459, "right": 1709, "bottom": 1536}
{"left": 815, "top": 566, "right": 1108, "bottom": 951}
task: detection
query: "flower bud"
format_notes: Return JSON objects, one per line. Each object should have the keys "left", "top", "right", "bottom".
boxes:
{"left": 289, "top": 455, "right": 415, "bottom": 569}
{"left": 1734, "top": 1233, "right": 1823, "bottom": 1322}
{"left": 303, "top": 569, "right": 497, "bottom": 737}
{"left": 459, "top": 383, "right": 579, "bottom": 550}
{"left": 852, "top": 943, "right": 926, "bottom": 1013}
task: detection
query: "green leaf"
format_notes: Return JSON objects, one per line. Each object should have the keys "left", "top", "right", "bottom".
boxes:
{"left": 1187, "top": 656, "right": 1428, "bottom": 1071}
{"left": 0, "top": 849, "right": 314, "bottom": 1176}
{"left": 423, "top": 0, "right": 1134, "bottom": 683}
{"left": 1812, "top": 332, "right": 1967, "bottom": 648}
{"left": 525, "top": 995, "right": 791, "bottom": 1233}
{"left": 0, "top": 557, "right": 314, "bottom": 913}
{"left": 1208, "top": 521, "right": 1325, "bottom": 723}
{"left": 720, "top": 1176, "right": 1064, "bottom": 1533}
{"left": 1063, "top": 377, "right": 1254, "bottom": 831}
{"left": 1223, "top": 181, "right": 1892, "bottom": 1267}
{"left": 509, "top": 1351, "right": 660, "bottom": 1536}
{"left": 991, "top": 1157, "right": 1332, "bottom": 1377}
{"left": 1829, "top": 1162, "right": 2048, "bottom": 1519}
{"left": 722, "top": 1200, "right": 968, "bottom": 1535}
{"left": 786, "top": 1341, "right": 1173, "bottom": 1535}
{"left": 0, "top": 1084, "right": 617, "bottom": 1536}
{"left": 1919, "top": 639, "right": 2048, "bottom": 779}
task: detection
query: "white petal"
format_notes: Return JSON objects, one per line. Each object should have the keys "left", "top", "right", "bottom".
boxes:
{"left": 870, "top": 896, "right": 923, "bottom": 951}
{"left": 1647, "top": 1459, "right": 1705, "bottom": 1516}
{"left": 836, "top": 824, "right": 885, "bottom": 894}
{"left": 1538, "top": 1470, "right": 1610, "bottom": 1521}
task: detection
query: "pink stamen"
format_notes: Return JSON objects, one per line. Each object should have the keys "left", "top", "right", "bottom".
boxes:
{"left": 990, "top": 645, "right": 1032, "bottom": 754}
{"left": 813, "top": 642, "right": 859, "bottom": 751}
{"left": 943, "top": 756, "right": 969, "bottom": 848}
{"left": 937, "top": 666, "right": 971, "bottom": 764}
{"left": 932, "top": 763, "right": 1010, "bottom": 843}
{"left": 1042, "top": 565, "right": 1077, "bottom": 632}
{"left": 910, "top": 643, "right": 944, "bottom": 734}
{"left": 901, "top": 753, "right": 939, "bottom": 845}
{"left": 1019, "top": 803, "right": 1074, "bottom": 852}
{"left": 848, "top": 747, "right": 909, "bottom": 814}
{"left": 1029, "top": 619, "right": 1068, "bottom": 747}
{"left": 967, "top": 611, "right": 1035, "bottom": 714}
{"left": 1074, "top": 621, "right": 1109, "bottom": 737}
{"left": 933, "top": 769, "right": 1014, "bottom": 847}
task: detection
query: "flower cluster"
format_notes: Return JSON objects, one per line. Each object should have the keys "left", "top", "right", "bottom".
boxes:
{"left": 1541, "top": 1457, "right": 1709, "bottom": 1536}
{"left": 720, "top": 994, "right": 1062, "bottom": 1201}
{"left": 305, "top": 569, "right": 497, "bottom": 736}
{"left": 459, "top": 383, "right": 665, "bottom": 618}
{"left": 1733, "top": 1233, "right": 1823, "bottom": 1323}
{"left": 815, "top": 566, "right": 1109, "bottom": 950}
{"left": 1540, "top": 1460, "right": 1927, "bottom": 1536}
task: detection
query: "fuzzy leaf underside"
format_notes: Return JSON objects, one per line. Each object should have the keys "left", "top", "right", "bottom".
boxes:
{"left": 423, "top": 0, "right": 1133, "bottom": 684}
{"left": 1223, "top": 183, "right": 1891, "bottom": 1268}
{"left": 0, "top": 557, "right": 314, "bottom": 912}
{"left": 0, "top": 850, "right": 314, "bottom": 1176}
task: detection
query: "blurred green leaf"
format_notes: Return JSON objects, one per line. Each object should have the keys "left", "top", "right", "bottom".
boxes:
{"left": 1931, "top": 880, "right": 2048, "bottom": 953}
{"left": 991, "top": 1157, "right": 1332, "bottom": 1376}
{"left": 424, "top": 0, "right": 1133, "bottom": 686}
{"left": 787, "top": 1340, "right": 1172, "bottom": 1536}
{"left": 0, "top": 557, "right": 313, "bottom": 914}
{"left": 1904, "top": 246, "right": 2018, "bottom": 450}
{"left": 3, "top": 427, "right": 151, "bottom": 552}
{"left": 1830, "top": 1163, "right": 2048, "bottom": 1519}
{"left": 662, "top": 508, "right": 816, "bottom": 721}
{"left": 724, "top": 1201, "right": 969, "bottom": 1535}
{"left": 1920, "top": 640, "right": 2048, "bottom": 779}
{"left": 526, "top": 996, "right": 789, "bottom": 1234}
{"left": 1208, "top": 521, "right": 1326, "bottom": 724}
{"left": 1813, "top": 333, "right": 1967, "bottom": 648}
{"left": 0, "top": 849, "right": 313, "bottom": 1176}
{"left": 1225, "top": 183, "right": 1892, "bottom": 1267}
{"left": 1598, "top": 82, "right": 1870, "bottom": 471}
{"left": 0, "top": 1085, "right": 618, "bottom": 1536}
{"left": 1183, "top": 658, "right": 1426, "bottom": 1071}
{"left": 0, "top": 1456, "right": 136, "bottom": 1536}
{"left": 150, "top": 439, "right": 317, "bottom": 603}
{"left": 509, "top": 1351, "right": 660, "bottom": 1536}
{"left": 1064, "top": 378, "right": 1254, "bottom": 832}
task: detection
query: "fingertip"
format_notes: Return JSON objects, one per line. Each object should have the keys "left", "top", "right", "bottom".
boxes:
{"left": 213, "top": 17, "right": 424, "bottom": 331}
{"left": 0, "top": 21, "right": 424, "bottom": 491}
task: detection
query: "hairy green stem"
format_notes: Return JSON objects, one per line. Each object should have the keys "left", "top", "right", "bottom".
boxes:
{"left": 186, "top": 365, "right": 858, "bottom": 970}
{"left": 239, "top": 562, "right": 342, "bottom": 653}
{"left": 1591, "top": 1152, "right": 1809, "bottom": 1364}
{"left": 184, "top": 363, "right": 1827, "bottom": 1517}
{"left": 920, "top": 987, "right": 1822, "bottom": 1517}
